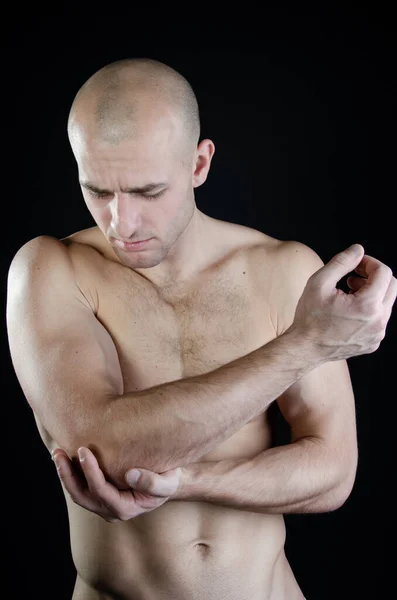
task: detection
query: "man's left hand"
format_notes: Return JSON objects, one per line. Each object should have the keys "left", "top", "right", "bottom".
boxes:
{"left": 51, "top": 447, "right": 190, "bottom": 522}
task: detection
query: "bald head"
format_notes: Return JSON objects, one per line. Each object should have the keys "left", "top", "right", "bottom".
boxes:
{"left": 67, "top": 57, "right": 200, "bottom": 161}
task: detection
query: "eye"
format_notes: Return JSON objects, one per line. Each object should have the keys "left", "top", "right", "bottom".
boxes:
{"left": 88, "top": 189, "right": 167, "bottom": 200}
{"left": 88, "top": 191, "right": 109, "bottom": 199}
{"left": 142, "top": 189, "right": 167, "bottom": 200}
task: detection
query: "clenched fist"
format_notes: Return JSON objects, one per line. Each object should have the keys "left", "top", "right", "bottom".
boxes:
{"left": 289, "top": 244, "right": 396, "bottom": 361}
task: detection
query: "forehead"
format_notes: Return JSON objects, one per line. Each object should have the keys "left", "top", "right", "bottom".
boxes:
{"left": 72, "top": 104, "right": 181, "bottom": 153}
{"left": 76, "top": 107, "right": 184, "bottom": 163}
{"left": 74, "top": 129, "right": 179, "bottom": 185}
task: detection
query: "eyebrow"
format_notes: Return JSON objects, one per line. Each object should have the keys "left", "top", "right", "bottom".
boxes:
{"left": 79, "top": 181, "right": 168, "bottom": 194}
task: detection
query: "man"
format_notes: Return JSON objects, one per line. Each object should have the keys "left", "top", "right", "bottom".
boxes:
{"left": 6, "top": 57, "right": 396, "bottom": 600}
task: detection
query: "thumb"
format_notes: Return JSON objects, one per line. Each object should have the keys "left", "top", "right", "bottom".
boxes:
{"left": 125, "top": 467, "right": 181, "bottom": 497}
{"left": 316, "top": 243, "right": 365, "bottom": 291}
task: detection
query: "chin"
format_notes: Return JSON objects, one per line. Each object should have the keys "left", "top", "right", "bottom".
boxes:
{"left": 126, "top": 251, "right": 166, "bottom": 270}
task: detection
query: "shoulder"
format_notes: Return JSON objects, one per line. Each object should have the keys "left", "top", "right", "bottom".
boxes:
{"left": 276, "top": 239, "right": 325, "bottom": 272}
{"left": 275, "top": 240, "right": 325, "bottom": 299}
{"left": 225, "top": 220, "right": 324, "bottom": 274}
{"left": 9, "top": 230, "right": 104, "bottom": 278}
{"left": 60, "top": 226, "right": 104, "bottom": 254}
{"left": 10, "top": 227, "right": 103, "bottom": 264}
{"left": 60, "top": 226, "right": 122, "bottom": 267}
{"left": 15, "top": 230, "right": 103, "bottom": 315}
{"left": 228, "top": 230, "right": 326, "bottom": 336}
{"left": 216, "top": 220, "right": 325, "bottom": 282}
{"left": 9, "top": 235, "right": 71, "bottom": 274}
{"left": 271, "top": 240, "right": 325, "bottom": 335}
{"left": 216, "top": 219, "right": 281, "bottom": 257}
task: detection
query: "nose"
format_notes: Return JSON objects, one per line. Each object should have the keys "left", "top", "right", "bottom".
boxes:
{"left": 110, "top": 194, "right": 142, "bottom": 240}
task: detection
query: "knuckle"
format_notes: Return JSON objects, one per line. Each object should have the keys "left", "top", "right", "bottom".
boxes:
{"left": 373, "top": 330, "right": 385, "bottom": 345}
{"left": 368, "top": 341, "right": 380, "bottom": 353}
{"left": 383, "top": 265, "right": 393, "bottom": 279}
{"left": 306, "top": 274, "right": 318, "bottom": 289}
{"left": 146, "top": 483, "right": 155, "bottom": 495}
{"left": 91, "top": 485, "right": 102, "bottom": 498}
{"left": 333, "top": 255, "right": 349, "bottom": 268}
{"left": 358, "top": 298, "right": 377, "bottom": 316}
{"left": 375, "top": 332, "right": 385, "bottom": 344}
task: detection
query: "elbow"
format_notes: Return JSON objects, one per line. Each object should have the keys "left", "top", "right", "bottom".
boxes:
{"left": 333, "top": 472, "right": 356, "bottom": 510}
{"left": 68, "top": 420, "right": 129, "bottom": 489}
{"left": 324, "top": 452, "right": 358, "bottom": 512}
{"left": 64, "top": 399, "right": 133, "bottom": 489}
{"left": 86, "top": 442, "right": 177, "bottom": 490}
{"left": 72, "top": 433, "right": 161, "bottom": 491}
{"left": 71, "top": 434, "right": 131, "bottom": 490}
{"left": 70, "top": 404, "right": 174, "bottom": 489}
{"left": 305, "top": 472, "right": 356, "bottom": 514}
{"left": 323, "top": 474, "right": 356, "bottom": 512}
{"left": 331, "top": 457, "right": 357, "bottom": 510}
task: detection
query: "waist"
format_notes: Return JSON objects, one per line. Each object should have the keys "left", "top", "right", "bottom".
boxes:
{"left": 68, "top": 499, "right": 287, "bottom": 599}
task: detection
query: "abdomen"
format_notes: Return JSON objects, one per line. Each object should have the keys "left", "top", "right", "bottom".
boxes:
{"left": 67, "top": 492, "right": 286, "bottom": 600}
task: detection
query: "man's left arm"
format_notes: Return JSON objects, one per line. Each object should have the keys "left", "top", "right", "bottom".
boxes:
{"left": 175, "top": 242, "right": 358, "bottom": 514}
{"left": 175, "top": 411, "right": 356, "bottom": 514}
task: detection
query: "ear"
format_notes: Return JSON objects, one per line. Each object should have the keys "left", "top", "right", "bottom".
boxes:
{"left": 193, "top": 139, "right": 216, "bottom": 188}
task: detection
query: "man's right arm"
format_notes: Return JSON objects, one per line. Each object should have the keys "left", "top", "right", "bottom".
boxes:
{"left": 101, "top": 329, "right": 319, "bottom": 486}
{"left": 6, "top": 236, "right": 321, "bottom": 489}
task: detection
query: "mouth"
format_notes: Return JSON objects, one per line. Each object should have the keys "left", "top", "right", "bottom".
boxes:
{"left": 113, "top": 238, "right": 152, "bottom": 251}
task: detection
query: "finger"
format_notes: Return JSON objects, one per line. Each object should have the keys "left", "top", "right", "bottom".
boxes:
{"left": 382, "top": 276, "right": 397, "bottom": 312}
{"left": 316, "top": 244, "right": 364, "bottom": 292}
{"left": 78, "top": 447, "right": 110, "bottom": 494}
{"left": 53, "top": 451, "right": 99, "bottom": 513}
{"left": 126, "top": 467, "right": 180, "bottom": 497}
{"left": 354, "top": 255, "right": 393, "bottom": 302}
{"left": 78, "top": 447, "right": 129, "bottom": 514}
{"left": 347, "top": 275, "right": 367, "bottom": 293}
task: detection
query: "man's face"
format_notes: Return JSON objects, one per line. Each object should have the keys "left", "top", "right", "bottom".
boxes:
{"left": 75, "top": 117, "right": 196, "bottom": 270}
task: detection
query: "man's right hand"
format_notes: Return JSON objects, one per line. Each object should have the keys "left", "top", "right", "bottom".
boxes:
{"left": 290, "top": 244, "right": 397, "bottom": 361}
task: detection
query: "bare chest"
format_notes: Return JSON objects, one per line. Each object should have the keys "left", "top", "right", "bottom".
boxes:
{"left": 70, "top": 229, "right": 281, "bottom": 460}
{"left": 101, "top": 257, "right": 275, "bottom": 384}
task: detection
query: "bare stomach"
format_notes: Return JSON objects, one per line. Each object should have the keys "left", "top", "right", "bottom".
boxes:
{"left": 67, "top": 495, "right": 304, "bottom": 600}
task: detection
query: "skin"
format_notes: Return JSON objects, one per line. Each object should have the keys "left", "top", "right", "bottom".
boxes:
{"left": 53, "top": 58, "right": 397, "bottom": 535}
{"left": 52, "top": 446, "right": 184, "bottom": 522}
{"left": 67, "top": 64, "right": 216, "bottom": 288}
{"left": 51, "top": 252, "right": 388, "bottom": 522}
{"left": 55, "top": 59, "right": 218, "bottom": 520}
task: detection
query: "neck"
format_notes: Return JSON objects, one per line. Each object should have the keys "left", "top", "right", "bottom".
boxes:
{"left": 135, "top": 208, "right": 215, "bottom": 288}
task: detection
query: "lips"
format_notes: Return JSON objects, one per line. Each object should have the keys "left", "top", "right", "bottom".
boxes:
{"left": 113, "top": 238, "right": 152, "bottom": 251}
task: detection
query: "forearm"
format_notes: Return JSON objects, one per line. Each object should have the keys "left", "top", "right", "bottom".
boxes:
{"left": 177, "top": 438, "right": 349, "bottom": 513}
{"left": 95, "top": 328, "right": 323, "bottom": 487}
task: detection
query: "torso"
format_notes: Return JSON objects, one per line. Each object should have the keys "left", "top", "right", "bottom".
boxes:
{"left": 35, "top": 216, "right": 305, "bottom": 600}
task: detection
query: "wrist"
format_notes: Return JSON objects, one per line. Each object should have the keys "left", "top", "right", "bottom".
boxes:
{"left": 173, "top": 464, "right": 203, "bottom": 501}
{"left": 281, "top": 325, "right": 325, "bottom": 371}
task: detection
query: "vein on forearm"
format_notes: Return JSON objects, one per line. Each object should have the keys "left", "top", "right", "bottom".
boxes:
{"left": 187, "top": 437, "right": 346, "bottom": 514}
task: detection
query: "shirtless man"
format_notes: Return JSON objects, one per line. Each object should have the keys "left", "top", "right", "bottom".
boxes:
{"left": 6, "top": 57, "right": 396, "bottom": 600}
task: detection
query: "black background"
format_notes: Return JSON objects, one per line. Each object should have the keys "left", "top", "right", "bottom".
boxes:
{"left": 2, "top": 8, "right": 395, "bottom": 600}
